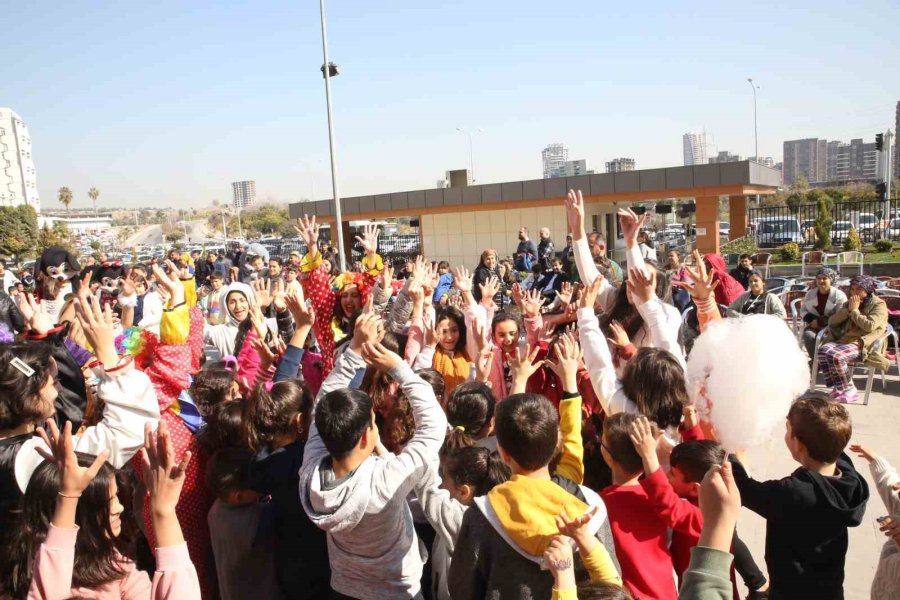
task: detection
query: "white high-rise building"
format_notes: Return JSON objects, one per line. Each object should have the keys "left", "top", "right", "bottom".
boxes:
{"left": 683, "top": 132, "right": 709, "bottom": 166}
{"left": 231, "top": 180, "right": 256, "bottom": 210}
{"left": 542, "top": 143, "right": 569, "bottom": 178}
{"left": 0, "top": 108, "right": 40, "bottom": 211}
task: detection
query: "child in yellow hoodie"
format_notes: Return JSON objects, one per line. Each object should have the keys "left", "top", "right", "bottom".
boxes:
{"left": 449, "top": 334, "right": 621, "bottom": 600}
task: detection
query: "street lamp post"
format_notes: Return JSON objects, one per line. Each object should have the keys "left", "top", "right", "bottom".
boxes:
{"left": 456, "top": 127, "right": 483, "bottom": 183}
{"left": 747, "top": 78, "right": 759, "bottom": 161}
{"left": 236, "top": 208, "right": 244, "bottom": 241}
{"left": 319, "top": 0, "right": 347, "bottom": 271}
{"left": 221, "top": 212, "right": 228, "bottom": 246}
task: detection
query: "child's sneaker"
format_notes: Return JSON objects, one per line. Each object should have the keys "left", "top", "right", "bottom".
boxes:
{"left": 842, "top": 389, "right": 862, "bottom": 404}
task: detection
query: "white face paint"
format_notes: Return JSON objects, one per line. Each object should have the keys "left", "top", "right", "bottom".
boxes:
{"left": 45, "top": 263, "right": 73, "bottom": 281}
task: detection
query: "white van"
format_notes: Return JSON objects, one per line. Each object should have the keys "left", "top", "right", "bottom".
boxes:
{"left": 755, "top": 216, "right": 804, "bottom": 247}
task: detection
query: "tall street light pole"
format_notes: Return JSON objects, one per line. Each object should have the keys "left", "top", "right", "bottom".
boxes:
{"left": 456, "top": 127, "right": 483, "bottom": 183}
{"left": 319, "top": 0, "right": 346, "bottom": 271}
{"left": 747, "top": 78, "right": 759, "bottom": 161}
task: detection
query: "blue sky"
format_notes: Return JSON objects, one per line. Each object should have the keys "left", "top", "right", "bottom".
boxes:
{"left": 4, "top": 0, "right": 899, "bottom": 209}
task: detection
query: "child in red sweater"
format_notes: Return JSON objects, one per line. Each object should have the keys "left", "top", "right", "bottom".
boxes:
{"left": 599, "top": 413, "right": 687, "bottom": 600}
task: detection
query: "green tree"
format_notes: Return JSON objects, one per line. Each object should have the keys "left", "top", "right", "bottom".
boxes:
{"left": 810, "top": 190, "right": 833, "bottom": 250}
{"left": 785, "top": 192, "right": 803, "bottom": 214}
{"left": 165, "top": 231, "right": 184, "bottom": 244}
{"left": 88, "top": 187, "right": 100, "bottom": 216}
{"left": 0, "top": 205, "right": 38, "bottom": 262}
{"left": 843, "top": 226, "right": 861, "bottom": 251}
{"left": 58, "top": 186, "right": 73, "bottom": 213}
{"left": 38, "top": 222, "right": 75, "bottom": 253}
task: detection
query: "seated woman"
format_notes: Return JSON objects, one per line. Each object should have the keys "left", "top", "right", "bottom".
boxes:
{"left": 727, "top": 270, "right": 787, "bottom": 319}
{"left": 817, "top": 275, "right": 889, "bottom": 403}
{"left": 799, "top": 268, "right": 847, "bottom": 358}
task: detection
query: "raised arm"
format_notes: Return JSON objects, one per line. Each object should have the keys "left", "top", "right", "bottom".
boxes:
{"left": 547, "top": 332, "right": 584, "bottom": 483}
{"left": 629, "top": 267, "right": 685, "bottom": 368}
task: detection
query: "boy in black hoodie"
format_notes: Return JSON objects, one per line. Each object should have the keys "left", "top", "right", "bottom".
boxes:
{"left": 730, "top": 392, "right": 869, "bottom": 600}
{"left": 730, "top": 253, "right": 754, "bottom": 289}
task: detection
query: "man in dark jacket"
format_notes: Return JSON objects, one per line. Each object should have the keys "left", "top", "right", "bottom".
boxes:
{"left": 515, "top": 227, "right": 538, "bottom": 272}
{"left": 730, "top": 253, "right": 754, "bottom": 290}
{"left": 192, "top": 250, "right": 212, "bottom": 287}
{"left": 729, "top": 393, "right": 868, "bottom": 600}
{"left": 0, "top": 290, "right": 24, "bottom": 333}
{"left": 537, "top": 227, "right": 555, "bottom": 273}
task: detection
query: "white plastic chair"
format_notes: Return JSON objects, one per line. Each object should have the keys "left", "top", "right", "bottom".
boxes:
{"left": 801, "top": 251, "right": 825, "bottom": 277}
{"left": 790, "top": 297, "right": 804, "bottom": 341}
{"left": 837, "top": 251, "right": 864, "bottom": 277}
{"left": 810, "top": 324, "right": 898, "bottom": 404}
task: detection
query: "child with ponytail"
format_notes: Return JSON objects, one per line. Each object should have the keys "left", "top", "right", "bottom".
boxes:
{"left": 0, "top": 419, "right": 200, "bottom": 599}
{"left": 242, "top": 288, "right": 330, "bottom": 600}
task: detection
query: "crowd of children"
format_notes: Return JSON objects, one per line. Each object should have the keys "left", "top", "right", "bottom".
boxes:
{"left": 0, "top": 187, "right": 895, "bottom": 600}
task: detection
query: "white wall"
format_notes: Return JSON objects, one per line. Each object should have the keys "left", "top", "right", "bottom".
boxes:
{"left": 421, "top": 202, "right": 615, "bottom": 268}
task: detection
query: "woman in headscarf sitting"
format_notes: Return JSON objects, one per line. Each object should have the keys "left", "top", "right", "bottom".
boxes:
{"left": 816, "top": 275, "right": 889, "bottom": 403}
{"left": 727, "top": 269, "right": 787, "bottom": 319}
{"left": 799, "top": 267, "right": 847, "bottom": 358}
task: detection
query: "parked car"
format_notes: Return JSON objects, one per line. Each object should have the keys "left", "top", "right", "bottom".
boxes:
{"left": 719, "top": 221, "right": 730, "bottom": 239}
{"left": 830, "top": 221, "right": 854, "bottom": 244}
{"left": 887, "top": 218, "right": 900, "bottom": 240}
{"left": 848, "top": 212, "right": 879, "bottom": 242}
{"left": 755, "top": 216, "right": 805, "bottom": 247}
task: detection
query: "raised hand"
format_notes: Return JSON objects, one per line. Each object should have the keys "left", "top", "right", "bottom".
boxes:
{"left": 18, "top": 292, "right": 53, "bottom": 335}
{"left": 628, "top": 415, "right": 661, "bottom": 474}
{"left": 683, "top": 404, "right": 699, "bottom": 430}
{"left": 355, "top": 223, "right": 380, "bottom": 256}
{"left": 510, "top": 282, "right": 524, "bottom": 309}
{"left": 617, "top": 207, "right": 648, "bottom": 249}
{"left": 361, "top": 340, "right": 402, "bottom": 371}
{"left": 74, "top": 294, "right": 118, "bottom": 370}
{"left": 849, "top": 443, "right": 877, "bottom": 464}
{"left": 151, "top": 260, "right": 185, "bottom": 307}
{"left": 479, "top": 276, "right": 500, "bottom": 304}
{"left": 294, "top": 215, "right": 320, "bottom": 256}
{"left": 285, "top": 288, "right": 315, "bottom": 329}
{"left": 509, "top": 344, "right": 541, "bottom": 394}
{"left": 35, "top": 419, "right": 109, "bottom": 500}
{"left": 579, "top": 276, "right": 602, "bottom": 310}
{"left": 351, "top": 312, "right": 384, "bottom": 352}
{"left": 564, "top": 189, "right": 586, "bottom": 241}
{"left": 555, "top": 505, "right": 600, "bottom": 556}
{"left": 252, "top": 336, "right": 284, "bottom": 371}
{"left": 452, "top": 266, "right": 472, "bottom": 294}
{"left": 253, "top": 278, "right": 272, "bottom": 309}
{"left": 543, "top": 535, "right": 576, "bottom": 590}
{"left": 606, "top": 319, "right": 630, "bottom": 349}
{"left": 141, "top": 420, "right": 191, "bottom": 547}
{"left": 557, "top": 281, "right": 574, "bottom": 306}
{"left": 626, "top": 266, "right": 657, "bottom": 305}
{"left": 521, "top": 288, "right": 543, "bottom": 318}
{"left": 249, "top": 304, "right": 269, "bottom": 339}
{"left": 271, "top": 278, "right": 287, "bottom": 313}
{"left": 382, "top": 262, "right": 394, "bottom": 289}
{"left": 698, "top": 460, "right": 742, "bottom": 552}
{"left": 471, "top": 318, "right": 490, "bottom": 353}
{"left": 546, "top": 331, "right": 582, "bottom": 393}
{"left": 475, "top": 348, "right": 494, "bottom": 383}
{"left": 673, "top": 250, "right": 719, "bottom": 302}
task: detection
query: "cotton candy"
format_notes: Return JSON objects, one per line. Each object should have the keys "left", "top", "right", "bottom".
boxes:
{"left": 687, "top": 314, "right": 809, "bottom": 451}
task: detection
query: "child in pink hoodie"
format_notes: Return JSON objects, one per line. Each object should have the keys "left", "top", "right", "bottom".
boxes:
{"left": 0, "top": 419, "right": 200, "bottom": 600}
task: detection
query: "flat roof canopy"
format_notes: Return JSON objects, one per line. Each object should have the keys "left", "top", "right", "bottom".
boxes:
{"left": 289, "top": 160, "right": 781, "bottom": 222}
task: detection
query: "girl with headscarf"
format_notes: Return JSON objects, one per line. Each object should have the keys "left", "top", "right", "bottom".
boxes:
{"left": 203, "top": 281, "right": 290, "bottom": 358}
{"left": 816, "top": 275, "right": 889, "bottom": 403}
{"left": 727, "top": 270, "right": 787, "bottom": 319}
{"left": 800, "top": 267, "right": 847, "bottom": 358}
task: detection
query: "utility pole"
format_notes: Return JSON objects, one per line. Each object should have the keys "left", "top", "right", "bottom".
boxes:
{"left": 319, "top": 0, "right": 346, "bottom": 271}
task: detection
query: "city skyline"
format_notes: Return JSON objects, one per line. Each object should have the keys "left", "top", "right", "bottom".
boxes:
{"left": 3, "top": 1, "right": 898, "bottom": 209}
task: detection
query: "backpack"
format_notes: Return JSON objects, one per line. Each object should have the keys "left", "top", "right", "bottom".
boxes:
{"left": 515, "top": 251, "right": 534, "bottom": 272}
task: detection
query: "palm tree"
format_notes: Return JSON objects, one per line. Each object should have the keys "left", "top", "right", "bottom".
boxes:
{"left": 88, "top": 187, "right": 100, "bottom": 217}
{"left": 58, "top": 187, "right": 73, "bottom": 213}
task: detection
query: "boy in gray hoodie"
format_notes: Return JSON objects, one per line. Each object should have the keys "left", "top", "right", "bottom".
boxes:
{"left": 299, "top": 312, "right": 448, "bottom": 600}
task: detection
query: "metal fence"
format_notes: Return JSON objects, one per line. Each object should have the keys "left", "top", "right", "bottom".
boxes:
{"left": 255, "top": 230, "right": 422, "bottom": 268}
{"left": 748, "top": 199, "right": 900, "bottom": 248}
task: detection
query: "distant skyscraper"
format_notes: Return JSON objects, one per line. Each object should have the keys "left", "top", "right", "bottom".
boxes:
{"left": 0, "top": 108, "right": 40, "bottom": 210}
{"left": 683, "top": 132, "right": 709, "bottom": 166}
{"left": 605, "top": 158, "right": 635, "bottom": 173}
{"left": 783, "top": 138, "right": 827, "bottom": 185}
{"left": 562, "top": 159, "right": 593, "bottom": 177}
{"left": 231, "top": 180, "right": 256, "bottom": 210}
{"left": 542, "top": 144, "right": 568, "bottom": 179}
{"left": 708, "top": 151, "right": 742, "bottom": 164}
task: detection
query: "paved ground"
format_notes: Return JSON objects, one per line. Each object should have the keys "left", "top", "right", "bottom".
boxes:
{"left": 735, "top": 369, "right": 900, "bottom": 599}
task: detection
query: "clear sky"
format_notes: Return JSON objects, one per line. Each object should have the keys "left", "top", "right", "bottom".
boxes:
{"left": 4, "top": 0, "right": 899, "bottom": 209}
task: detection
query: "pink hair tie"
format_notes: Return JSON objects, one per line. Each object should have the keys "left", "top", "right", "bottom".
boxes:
{"left": 264, "top": 380, "right": 275, "bottom": 393}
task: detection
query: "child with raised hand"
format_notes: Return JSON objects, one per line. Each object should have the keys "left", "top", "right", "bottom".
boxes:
{"left": 577, "top": 274, "right": 689, "bottom": 467}
{"left": 449, "top": 389, "right": 618, "bottom": 600}
{"left": 0, "top": 419, "right": 200, "bottom": 599}
{"left": 242, "top": 285, "right": 330, "bottom": 600}
{"left": 598, "top": 412, "right": 682, "bottom": 600}
{"left": 299, "top": 309, "right": 447, "bottom": 600}
{"left": 729, "top": 392, "right": 868, "bottom": 600}
{"left": 848, "top": 443, "right": 900, "bottom": 600}
{"left": 544, "top": 533, "right": 630, "bottom": 600}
